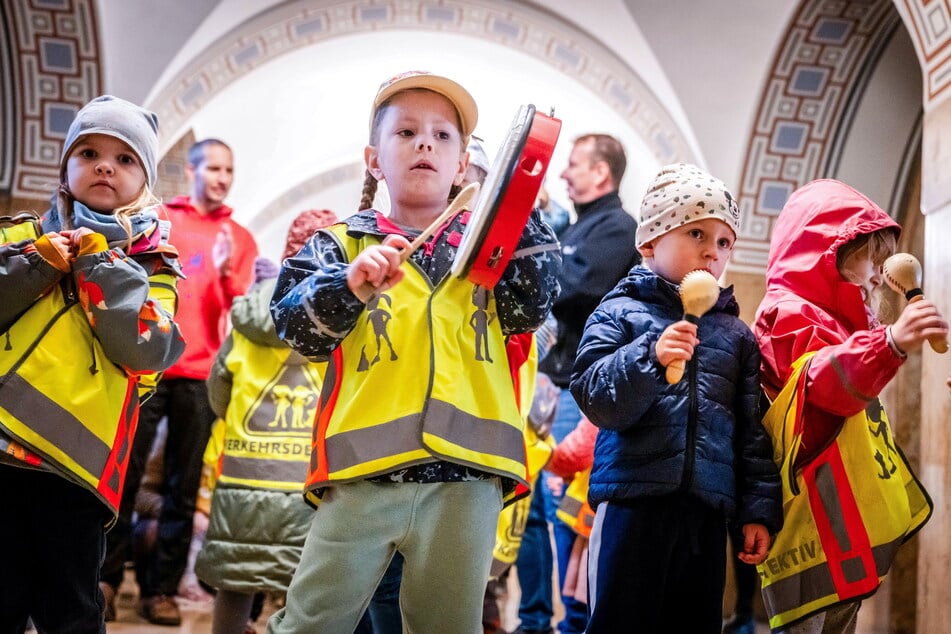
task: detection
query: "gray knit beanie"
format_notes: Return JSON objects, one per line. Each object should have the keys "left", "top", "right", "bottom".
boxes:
{"left": 467, "top": 138, "right": 491, "bottom": 174}
{"left": 636, "top": 163, "right": 740, "bottom": 248}
{"left": 61, "top": 95, "right": 159, "bottom": 188}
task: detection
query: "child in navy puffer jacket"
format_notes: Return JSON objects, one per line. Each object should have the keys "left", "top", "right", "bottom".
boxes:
{"left": 570, "top": 163, "right": 782, "bottom": 634}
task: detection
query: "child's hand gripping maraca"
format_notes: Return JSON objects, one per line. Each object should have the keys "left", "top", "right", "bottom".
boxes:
{"left": 662, "top": 269, "right": 720, "bottom": 383}
{"left": 882, "top": 253, "right": 948, "bottom": 354}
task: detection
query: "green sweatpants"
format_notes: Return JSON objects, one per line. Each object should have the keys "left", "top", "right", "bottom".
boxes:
{"left": 267, "top": 478, "right": 502, "bottom": 634}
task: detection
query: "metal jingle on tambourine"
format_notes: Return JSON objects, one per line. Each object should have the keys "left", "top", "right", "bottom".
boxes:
{"left": 451, "top": 104, "right": 561, "bottom": 288}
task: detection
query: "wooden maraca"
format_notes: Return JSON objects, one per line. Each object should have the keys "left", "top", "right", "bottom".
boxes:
{"left": 666, "top": 269, "right": 721, "bottom": 383}
{"left": 882, "top": 253, "right": 948, "bottom": 353}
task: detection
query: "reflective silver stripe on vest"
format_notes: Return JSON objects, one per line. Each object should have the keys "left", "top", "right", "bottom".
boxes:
{"left": 425, "top": 400, "right": 524, "bottom": 463}
{"left": 325, "top": 412, "right": 424, "bottom": 472}
{"left": 814, "top": 463, "right": 852, "bottom": 552}
{"left": 761, "top": 537, "right": 903, "bottom": 618}
{"left": 560, "top": 495, "right": 582, "bottom": 518}
{"left": 323, "top": 399, "right": 524, "bottom": 473}
{"left": 0, "top": 372, "right": 109, "bottom": 477}
{"left": 220, "top": 454, "right": 308, "bottom": 485}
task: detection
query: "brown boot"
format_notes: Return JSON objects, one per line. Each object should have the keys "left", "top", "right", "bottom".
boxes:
{"left": 138, "top": 595, "right": 182, "bottom": 626}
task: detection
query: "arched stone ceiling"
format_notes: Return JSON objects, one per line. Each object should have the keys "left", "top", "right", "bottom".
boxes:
{"left": 146, "top": 0, "right": 695, "bottom": 167}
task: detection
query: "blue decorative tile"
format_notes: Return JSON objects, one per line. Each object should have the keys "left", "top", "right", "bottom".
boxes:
{"left": 772, "top": 122, "right": 807, "bottom": 153}
{"left": 553, "top": 44, "right": 580, "bottom": 68}
{"left": 358, "top": 6, "right": 388, "bottom": 22}
{"left": 180, "top": 81, "right": 206, "bottom": 108}
{"left": 294, "top": 17, "right": 325, "bottom": 37}
{"left": 491, "top": 18, "right": 520, "bottom": 38}
{"left": 232, "top": 42, "right": 261, "bottom": 66}
{"left": 45, "top": 103, "right": 77, "bottom": 136}
{"left": 41, "top": 39, "right": 75, "bottom": 71}
{"left": 791, "top": 67, "right": 827, "bottom": 95}
{"left": 424, "top": 6, "right": 456, "bottom": 23}
{"left": 812, "top": 18, "right": 851, "bottom": 44}
{"left": 760, "top": 182, "right": 793, "bottom": 214}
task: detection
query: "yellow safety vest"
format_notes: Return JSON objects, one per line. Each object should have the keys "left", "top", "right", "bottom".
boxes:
{"left": 0, "top": 280, "right": 138, "bottom": 517}
{"left": 757, "top": 353, "right": 932, "bottom": 630}
{"left": 556, "top": 469, "right": 595, "bottom": 538}
{"left": 0, "top": 211, "right": 42, "bottom": 244}
{"left": 215, "top": 330, "right": 323, "bottom": 491}
{"left": 490, "top": 335, "right": 555, "bottom": 578}
{"left": 304, "top": 226, "right": 529, "bottom": 506}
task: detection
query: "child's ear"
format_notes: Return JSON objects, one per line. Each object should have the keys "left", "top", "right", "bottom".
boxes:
{"left": 452, "top": 149, "right": 470, "bottom": 186}
{"left": 637, "top": 241, "right": 653, "bottom": 260}
{"left": 365, "top": 145, "right": 384, "bottom": 181}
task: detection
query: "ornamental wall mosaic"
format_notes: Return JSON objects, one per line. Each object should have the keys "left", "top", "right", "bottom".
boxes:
{"left": 2, "top": 0, "right": 101, "bottom": 200}
{"left": 898, "top": 0, "right": 951, "bottom": 105}
{"left": 734, "top": 0, "right": 900, "bottom": 274}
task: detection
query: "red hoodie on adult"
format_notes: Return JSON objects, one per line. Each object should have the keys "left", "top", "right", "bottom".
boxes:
{"left": 754, "top": 179, "right": 903, "bottom": 467}
{"left": 161, "top": 196, "right": 258, "bottom": 380}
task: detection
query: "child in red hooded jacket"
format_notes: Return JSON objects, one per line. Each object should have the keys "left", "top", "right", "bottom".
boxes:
{"left": 754, "top": 178, "right": 947, "bottom": 632}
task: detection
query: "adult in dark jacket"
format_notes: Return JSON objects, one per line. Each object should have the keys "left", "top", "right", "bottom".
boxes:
{"left": 570, "top": 164, "right": 782, "bottom": 634}
{"left": 538, "top": 134, "right": 640, "bottom": 388}
{"left": 514, "top": 133, "right": 638, "bottom": 634}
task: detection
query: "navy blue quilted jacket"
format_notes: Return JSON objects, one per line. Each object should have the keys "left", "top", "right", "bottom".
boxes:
{"left": 569, "top": 267, "right": 782, "bottom": 532}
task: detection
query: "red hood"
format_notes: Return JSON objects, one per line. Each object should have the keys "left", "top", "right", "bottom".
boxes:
{"left": 163, "top": 195, "right": 234, "bottom": 221}
{"left": 761, "top": 179, "right": 900, "bottom": 333}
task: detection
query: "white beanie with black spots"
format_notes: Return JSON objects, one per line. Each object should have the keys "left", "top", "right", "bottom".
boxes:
{"left": 61, "top": 95, "right": 159, "bottom": 188}
{"left": 636, "top": 163, "right": 740, "bottom": 248}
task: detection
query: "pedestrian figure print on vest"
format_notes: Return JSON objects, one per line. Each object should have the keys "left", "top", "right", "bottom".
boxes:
{"left": 867, "top": 399, "right": 898, "bottom": 480}
{"left": 470, "top": 286, "right": 496, "bottom": 362}
{"left": 268, "top": 384, "right": 316, "bottom": 429}
{"left": 358, "top": 293, "right": 398, "bottom": 371}
{"left": 243, "top": 363, "right": 320, "bottom": 437}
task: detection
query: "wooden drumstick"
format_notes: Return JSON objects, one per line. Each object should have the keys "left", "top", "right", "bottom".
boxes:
{"left": 882, "top": 253, "right": 948, "bottom": 353}
{"left": 666, "top": 270, "right": 720, "bottom": 384}
{"left": 353, "top": 182, "right": 480, "bottom": 303}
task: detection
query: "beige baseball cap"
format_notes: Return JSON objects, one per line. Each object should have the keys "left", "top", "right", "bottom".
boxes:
{"left": 371, "top": 70, "right": 478, "bottom": 140}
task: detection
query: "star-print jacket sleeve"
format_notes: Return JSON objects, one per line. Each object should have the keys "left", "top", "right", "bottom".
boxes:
{"left": 492, "top": 208, "right": 561, "bottom": 335}
{"left": 270, "top": 230, "right": 363, "bottom": 360}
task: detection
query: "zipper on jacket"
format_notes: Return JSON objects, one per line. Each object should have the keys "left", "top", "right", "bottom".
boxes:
{"left": 680, "top": 356, "right": 699, "bottom": 491}
{"left": 61, "top": 275, "right": 98, "bottom": 375}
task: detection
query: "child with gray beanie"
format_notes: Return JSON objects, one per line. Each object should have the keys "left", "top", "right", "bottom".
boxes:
{"left": 569, "top": 163, "right": 782, "bottom": 633}
{"left": 0, "top": 94, "right": 185, "bottom": 630}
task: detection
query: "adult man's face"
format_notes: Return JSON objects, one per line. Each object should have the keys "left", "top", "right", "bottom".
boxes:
{"left": 190, "top": 143, "right": 234, "bottom": 210}
{"left": 560, "top": 138, "right": 607, "bottom": 205}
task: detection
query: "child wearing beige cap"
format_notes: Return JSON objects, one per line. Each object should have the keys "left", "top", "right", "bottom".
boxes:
{"left": 569, "top": 163, "right": 782, "bottom": 633}
{"left": 267, "top": 71, "right": 561, "bottom": 633}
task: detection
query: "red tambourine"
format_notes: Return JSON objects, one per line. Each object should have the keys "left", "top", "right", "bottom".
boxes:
{"left": 451, "top": 104, "right": 562, "bottom": 288}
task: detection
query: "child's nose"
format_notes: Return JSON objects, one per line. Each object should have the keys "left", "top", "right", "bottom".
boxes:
{"left": 417, "top": 137, "right": 432, "bottom": 150}
{"left": 95, "top": 161, "right": 114, "bottom": 175}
